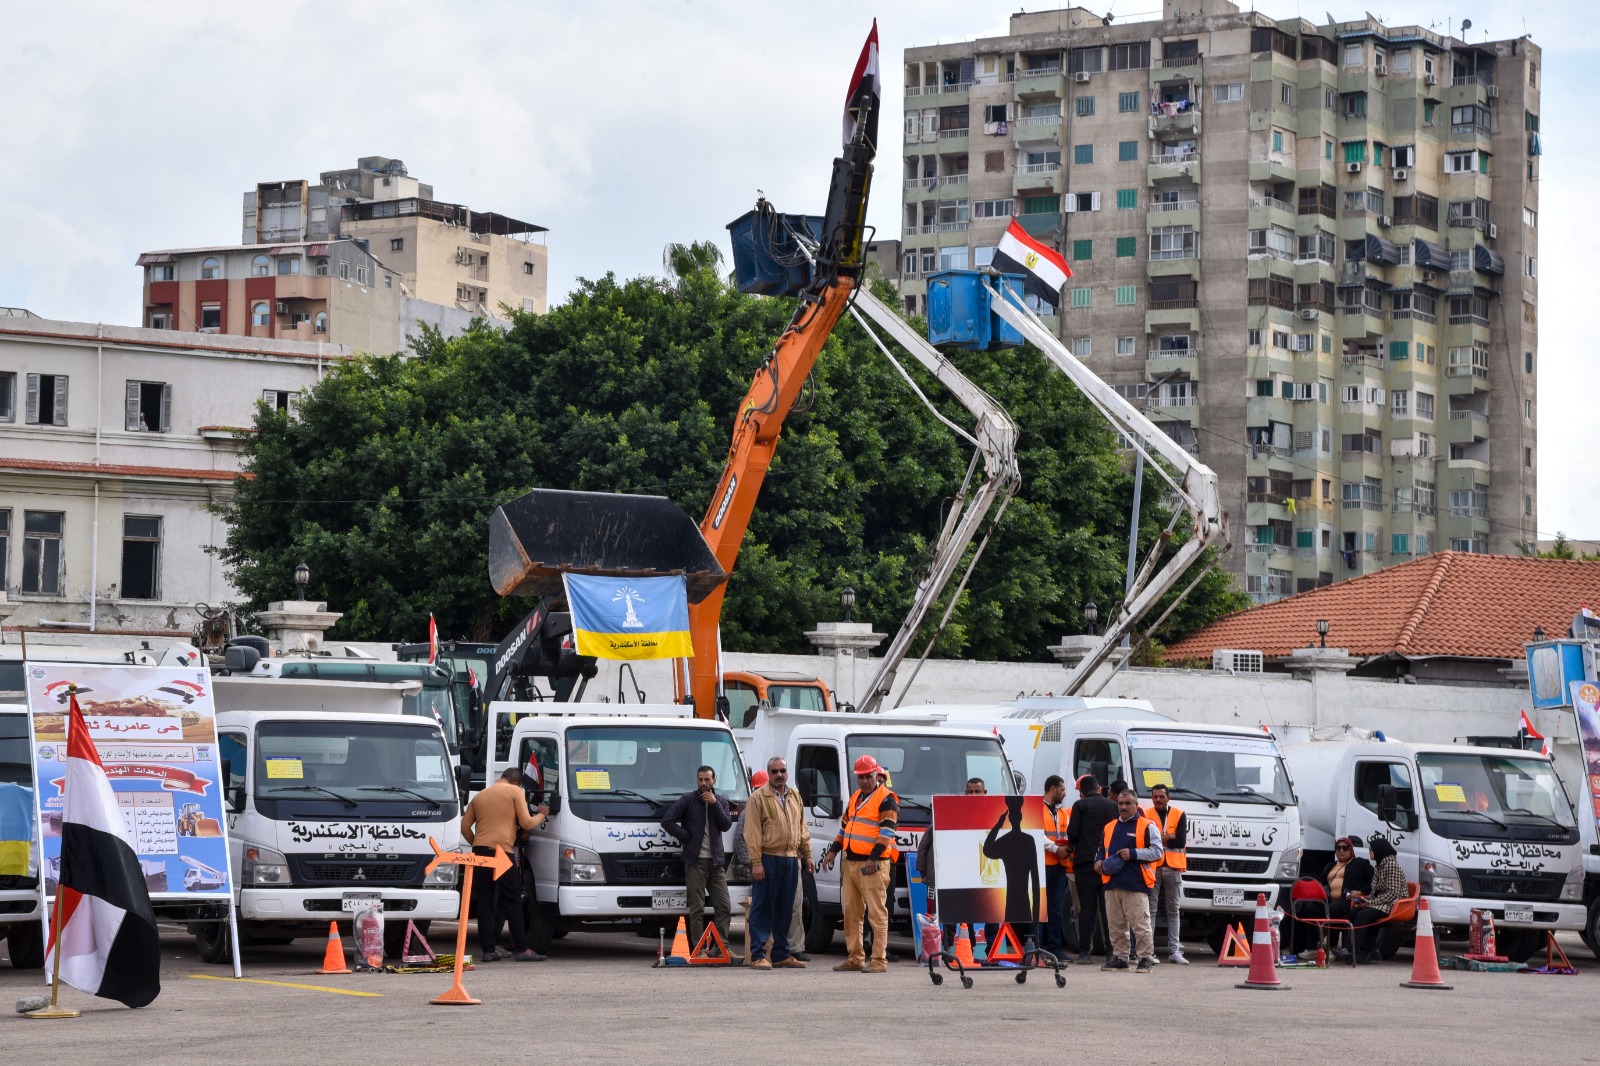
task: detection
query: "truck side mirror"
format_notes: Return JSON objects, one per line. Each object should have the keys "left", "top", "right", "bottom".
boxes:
{"left": 1377, "top": 784, "right": 1417, "bottom": 831}
{"left": 1012, "top": 771, "right": 1027, "bottom": 793}
{"left": 544, "top": 791, "right": 562, "bottom": 816}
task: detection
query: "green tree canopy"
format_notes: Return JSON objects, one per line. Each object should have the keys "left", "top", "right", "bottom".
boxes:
{"left": 217, "top": 268, "right": 1244, "bottom": 658}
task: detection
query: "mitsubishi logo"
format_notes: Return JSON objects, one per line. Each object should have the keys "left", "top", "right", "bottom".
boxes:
{"left": 351, "top": 868, "right": 367, "bottom": 880}
{"left": 1218, "top": 861, "right": 1230, "bottom": 874}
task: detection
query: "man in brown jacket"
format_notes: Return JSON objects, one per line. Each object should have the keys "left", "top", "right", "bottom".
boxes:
{"left": 461, "top": 767, "right": 549, "bottom": 962}
{"left": 743, "top": 756, "right": 813, "bottom": 969}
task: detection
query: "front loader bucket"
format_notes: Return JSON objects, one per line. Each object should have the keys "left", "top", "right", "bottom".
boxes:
{"left": 488, "top": 488, "right": 727, "bottom": 603}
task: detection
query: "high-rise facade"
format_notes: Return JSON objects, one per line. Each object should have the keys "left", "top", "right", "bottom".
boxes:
{"left": 900, "top": 1, "right": 1540, "bottom": 601}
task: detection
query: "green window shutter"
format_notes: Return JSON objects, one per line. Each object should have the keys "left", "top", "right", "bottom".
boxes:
{"left": 1256, "top": 380, "right": 1273, "bottom": 397}
{"left": 1297, "top": 530, "right": 1315, "bottom": 549}
{"left": 1119, "top": 140, "right": 1138, "bottom": 161}
{"left": 1115, "top": 284, "right": 1136, "bottom": 305}
{"left": 1116, "top": 236, "right": 1137, "bottom": 257}
{"left": 1272, "top": 131, "right": 1283, "bottom": 153}
{"left": 1390, "top": 341, "right": 1409, "bottom": 359}
{"left": 1479, "top": 152, "right": 1489, "bottom": 174}
{"left": 1424, "top": 101, "right": 1435, "bottom": 122}
{"left": 1392, "top": 534, "right": 1409, "bottom": 554}
{"left": 1116, "top": 188, "right": 1137, "bottom": 210}
{"left": 1119, "top": 91, "right": 1140, "bottom": 112}
{"left": 1074, "top": 144, "right": 1094, "bottom": 165}
{"left": 1023, "top": 195, "right": 1060, "bottom": 214}
{"left": 1324, "top": 139, "right": 1333, "bottom": 160}
{"left": 1281, "top": 381, "right": 1294, "bottom": 399}
{"left": 1070, "top": 288, "right": 1092, "bottom": 308}
{"left": 1076, "top": 96, "right": 1096, "bottom": 117}
{"left": 1073, "top": 239, "right": 1093, "bottom": 260}
{"left": 1373, "top": 143, "right": 1385, "bottom": 166}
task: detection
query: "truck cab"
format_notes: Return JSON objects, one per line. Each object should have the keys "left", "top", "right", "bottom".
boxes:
{"left": 1281, "top": 736, "right": 1584, "bottom": 961}
{"left": 487, "top": 703, "right": 752, "bottom": 953}
{"left": 721, "top": 669, "right": 834, "bottom": 728}
{"left": 0, "top": 698, "right": 42, "bottom": 968}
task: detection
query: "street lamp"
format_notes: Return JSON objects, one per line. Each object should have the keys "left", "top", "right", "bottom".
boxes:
{"left": 1316, "top": 618, "right": 1329, "bottom": 649}
{"left": 840, "top": 586, "right": 856, "bottom": 624}
{"left": 294, "top": 562, "right": 309, "bottom": 602}
{"left": 1083, "top": 600, "right": 1099, "bottom": 637}
{"left": 1533, "top": 625, "right": 1546, "bottom": 642}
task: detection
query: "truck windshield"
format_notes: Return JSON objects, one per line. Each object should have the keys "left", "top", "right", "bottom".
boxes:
{"left": 767, "top": 684, "right": 827, "bottom": 711}
{"left": 253, "top": 720, "right": 456, "bottom": 820}
{"left": 1128, "top": 730, "right": 1295, "bottom": 807}
{"left": 847, "top": 735, "right": 1012, "bottom": 820}
{"left": 0, "top": 714, "right": 36, "bottom": 885}
{"left": 1417, "top": 752, "right": 1578, "bottom": 840}
{"left": 566, "top": 725, "right": 748, "bottom": 821}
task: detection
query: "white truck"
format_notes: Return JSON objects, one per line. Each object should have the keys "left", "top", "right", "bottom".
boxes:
{"left": 486, "top": 702, "right": 752, "bottom": 954}
{"left": 197, "top": 682, "right": 462, "bottom": 962}
{"left": 736, "top": 707, "right": 1017, "bottom": 954}
{"left": 1280, "top": 735, "right": 1585, "bottom": 961}
{"left": 0, "top": 700, "right": 43, "bottom": 968}
{"left": 885, "top": 699, "right": 1303, "bottom": 951}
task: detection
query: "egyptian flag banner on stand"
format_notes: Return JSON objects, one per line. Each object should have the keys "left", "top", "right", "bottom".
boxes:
{"left": 843, "top": 20, "right": 880, "bottom": 151}
{"left": 49, "top": 692, "right": 161, "bottom": 1008}
{"left": 992, "top": 218, "right": 1073, "bottom": 311}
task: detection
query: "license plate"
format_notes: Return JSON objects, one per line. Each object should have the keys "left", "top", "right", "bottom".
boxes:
{"left": 341, "top": 892, "right": 382, "bottom": 912}
{"left": 1212, "top": 890, "right": 1246, "bottom": 908}
{"left": 1503, "top": 906, "right": 1534, "bottom": 923}
{"left": 651, "top": 890, "right": 687, "bottom": 911}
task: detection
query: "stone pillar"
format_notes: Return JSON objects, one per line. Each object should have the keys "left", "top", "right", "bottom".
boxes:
{"left": 256, "top": 599, "right": 343, "bottom": 656}
{"left": 1048, "top": 636, "right": 1130, "bottom": 691}
{"left": 804, "top": 621, "right": 886, "bottom": 709}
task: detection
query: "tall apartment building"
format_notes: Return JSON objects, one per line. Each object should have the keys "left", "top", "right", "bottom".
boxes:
{"left": 900, "top": 1, "right": 1540, "bottom": 601}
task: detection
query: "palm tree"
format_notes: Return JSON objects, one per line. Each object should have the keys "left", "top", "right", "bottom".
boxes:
{"left": 661, "top": 240, "right": 725, "bottom": 284}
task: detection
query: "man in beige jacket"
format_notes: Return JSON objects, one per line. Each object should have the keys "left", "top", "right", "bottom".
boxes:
{"left": 460, "top": 767, "right": 548, "bottom": 961}
{"left": 743, "top": 756, "right": 813, "bottom": 969}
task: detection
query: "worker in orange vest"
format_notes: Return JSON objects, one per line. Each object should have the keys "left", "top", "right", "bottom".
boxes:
{"left": 1041, "top": 774, "right": 1077, "bottom": 959}
{"left": 820, "top": 754, "right": 899, "bottom": 973}
{"left": 1142, "top": 783, "right": 1189, "bottom": 965}
{"left": 1094, "top": 787, "right": 1163, "bottom": 973}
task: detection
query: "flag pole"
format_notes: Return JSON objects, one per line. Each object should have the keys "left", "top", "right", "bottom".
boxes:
{"left": 29, "top": 689, "right": 82, "bottom": 1020}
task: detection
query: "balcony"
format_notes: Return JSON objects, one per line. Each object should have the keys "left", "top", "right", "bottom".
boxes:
{"left": 1149, "top": 150, "right": 1199, "bottom": 167}
{"left": 1156, "top": 54, "right": 1203, "bottom": 72}
{"left": 934, "top": 221, "right": 969, "bottom": 233}
{"left": 1014, "top": 67, "right": 1064, "bottom": 95}
{"left": 1149, "top": 109, "right": 1200, "bottom": 135}
{"left": 1250, "top": 195, "right": 1295, "bottom": 215}
{"left": 1341, "top": 352, "right": 1386, "bottom": 370}
{"left": 937, "top": 128, "right": 970, "bottom": 149}
{"left": 938, "top": 80, "right": 974, "bottom": 95}
{"left": 1013, "top": 163, "right": 1064, "bottom": 196}
{"left": 1151, "top": 199, "right": 1199, "bottom": 214}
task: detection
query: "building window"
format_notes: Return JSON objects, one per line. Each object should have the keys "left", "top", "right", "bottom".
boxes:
{"left": 25, "top": 373, "right": 68, "bottom": 426}
{"left": 278, "top": 257, "right": 301, "bottom": 276}
{"left": 314, "top": 312, "right": 328, "bottom": 334}
{"left": 1116, "top": 237, "right": 1137, "bottom": 258}
{"left": 148, "top": 312, "right": 170, "bottom": 329}
{"left": 1526, "top": 351, "right": 1534, "bottom": 373}
{"left": 1272, "top": 130, "right": 1284, "bottom": 153}
{"left": 121, "top": 516, "right": 161, "bottom": 600}
{"left": 391, "top": 238, "right": 405, "bottom": 252}
{"left": 1213, "top": 82, "right": 1243, "bottom": 103}
{"left": 1076, "top": 96, "right": 1096, "bottom": 117}
{"left": 1115, "top": 284, "right": 1136, "bottom": 305}
{"left": 250, "top": 255, "right": 270, "bottom": 277}
{"left": 148, "top": 264, "right": 174, "bottom": 282}
{"left": 0, "top": 372, "right": 12, "bottom": 422}
{"left": 1073, "top": 144, "right": 1094, "bottom": 165}
{"left": 21, "top": 511, "right": 63, "bottom": 595}
{"left": 1070, "top": 288, "right": 1092, "bottom": 308}
{"left": 0, "top": 510, "right": 7, "bottom": 587}
{"left": 1118, "top": 91, "right": 1140, "bottom": 112}
{"left": 523, "top": 261, "right": 535, "bottom": 275}
{"left": 1109, "top": 43, "right": 1149, "bottom": 70}
{"left": 1072, "top": 239, "right": 1093, "bottom": 261}
{"left": 252, "top": 301, "right": 271, "bottom": 327}
{"left": 939, "top": 247, "right": 969, "bottom": 270}
{"left": 262, "top": 389, "right": 300, "bottom": 413}
{"left": 1416, "top": 391, "right": 1434, "bottom": 419}
{"left": 1068, "top": 47, "right": 1103, "bottom": 73}
{"left": 200, "top": 257, "right": 221, "bottom": 280}
{"left": 1069, "top": 191, "right": 1099, "bottom": 212}
{"left": 1116, "top": 188, "right": 1137, "bottom": 210}
{"left": 1116, "top": 336, "right": 1136, "bottom": 356}
{"left": 1117, "top": 140, "right": 1138, "bottom": 162}
{"left": 1280, "top": 82, "right": 1294, "bottom": 105}
{"left": 357, "top": 265, "right": 367, "bottom": 284}
{"left": 125, "top": 381, "right": 172, "bottom": 432}
{"left": 1073, "top": 338, "right": 1092, "bottom": 358}
{"left": 200, "top": 304, "right": 221, "bottom": 330}
{"left": 339, "top": 262, "right": 350, "bottom": 280}
{"left": 315, "top": 259, "right": 330, "bottom": 276}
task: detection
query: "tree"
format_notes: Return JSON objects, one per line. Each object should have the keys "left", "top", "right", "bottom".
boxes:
{"left": 216, "top": 267, "right": 1247, "bottom": 659}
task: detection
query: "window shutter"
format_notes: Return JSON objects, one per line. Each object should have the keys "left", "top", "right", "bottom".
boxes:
{"left": 25, "top": 374, "right": 39, "bottom": 424}
{"left": 1090, "top": 191, "right": 1102, "bottom": 211}
{"left": 160, "top": 383, "right": 173, "bottom": 433}
{"left": 287, "top": 391, "right": 300, "bottom": 413}
{"left": 54, "top": 375, "right": 67, "bottom": 424}
{"left": 126, "top": 381, "right": 141, "bottom": 431}
{"left": 1063, "top": 196, "right": 1077, "bottom": 213}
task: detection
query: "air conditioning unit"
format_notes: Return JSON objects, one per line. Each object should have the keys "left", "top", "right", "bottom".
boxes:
{"left": 1299, "top": 307, "right": 1319, "bottom": 320}
{"left": 1487, "top": 84, "right": 1500, "bottom": 98}
{"left": 275, "top": 301, "right": 289, "bottom": 314}
{"left": 1212, "top": 649, "right": 1265, "bottom": 674}
{"left": 1425, "top": 72, "right": 1438, "bottom": 86}
{"left": 1422, "top": 270, "right": 1436, "bottom": 283}
{"left": 1379, "top": 215, "right": 1393, "bottom": 228}
{"left": 1346, "top": 162, "right": 1363, "bottom": 174}
{"left": 1375, "top": 62, "right": 1388, "bottom": 76}
{"left": 1075, "top": 71, "right": 1092, "bottom": 83}
{"left": 1487, "top": 222, "right": 1498, "bottom": 239}
{"left": 1392, "top": 168, "right": 1409, "bottom": 181}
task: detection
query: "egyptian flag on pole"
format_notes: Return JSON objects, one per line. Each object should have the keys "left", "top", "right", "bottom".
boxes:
{"left": 428, "top": 612, "right": 439, "bottom": 665}
{"left": 993, "top": 218, "right": 1073, "bottom": 311}
{"left": 843, "top": 20, "right": 880, "bottom": 151}
{"left": 1518, "top": 709, "right": 1549, "bottom": 756}
{"left": 49, "top": 692, "right": 161, "bottom": 1008}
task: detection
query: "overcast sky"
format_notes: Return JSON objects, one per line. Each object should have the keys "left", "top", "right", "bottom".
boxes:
{"left": 3, "top": 1, "right": 1594, "bottom": 539}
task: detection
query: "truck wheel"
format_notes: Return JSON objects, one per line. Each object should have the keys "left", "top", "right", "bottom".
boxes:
{"left": 6, "top": 921, "right": 44, "bottom": 969}
{"left": 1496, "top": 929, "right": 1541, "bottom": 964}
{"left": 525, "top": 899, "right": 556, "bottom": 954}
{"left": 1586, "top": 900, "right": 1600, "bottom": 958}
{"left": 801, "top": 869, "right": 834, "bottom": 955}
{"left": 196, "top": 919, "right": 233, "bottom": 965}
{"left": 384, "top": 920, "right": 428, "bottom": 960}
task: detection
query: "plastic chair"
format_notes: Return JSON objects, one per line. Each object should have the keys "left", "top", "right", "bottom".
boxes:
{"left": 1303, "top": 881, "right": 1421, "bottom": 965}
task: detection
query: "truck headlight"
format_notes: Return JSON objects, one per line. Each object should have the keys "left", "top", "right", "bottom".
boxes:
{"left": 424, "top": 861, "right": 458, "bottom": 887}
{"left": 1272, "top": 847, "right": 1302, "bottom": 880}
{"left": 1561, "top": 868, "right": 1583, "bottom": 902}
{"left": 242, "top": 843, "right": 291, "bottom": 887}
{"left": 1420, "top": 859, "right": 1461, "bottom": 896}
{"left": 559, "top": 843, "right": 605, "bottom": 884}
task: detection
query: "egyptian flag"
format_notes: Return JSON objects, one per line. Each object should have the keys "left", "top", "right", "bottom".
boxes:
{"left": 843, "top": 20, "right": 880, "bottom": 151}
{"left": 992, "top": 218, "right": 1073, "bottom": 311}
{"left": 49, "top": 692, "right": 161, "bottom": 1008}
{"left": 428, "top": 612, "right": 439, "bottom": 665}
{"left": 1519, "top": 709, "right": 1549, "bottom": 756}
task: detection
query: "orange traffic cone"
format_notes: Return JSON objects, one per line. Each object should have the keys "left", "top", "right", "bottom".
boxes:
{"left": 1236, "top": 894, "right": 1289, "bottom": 991}
{"left": 1400, "top": 899, "right": 1453, "bottom": 990}
{"left": 318, "top": 920, "right": 352, "bottom": 975}
{"left": 952, "top": 924, "right": 977, "bottom": 968}
{"left": 666, "top": 916, "right": 691, "bottom": 966}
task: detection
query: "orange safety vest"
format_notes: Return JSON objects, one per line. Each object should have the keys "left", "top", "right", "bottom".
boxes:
{"left": 1044, "top": 800, "right": 1072, "bottom": 871}
{"left": 1142, "top": 805, "right": 1186, "bottom": 872}
{"left": 1100, "top": 815, "right": 1159, "bottom": 889}
{"left": 840, "top": 785, "right": 899, "bottom": 861}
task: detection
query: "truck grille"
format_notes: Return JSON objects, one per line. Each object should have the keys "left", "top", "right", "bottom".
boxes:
{"left": 601, "top": 854, "right": 685, "bottom": 885}
{"left": 1460, "top": 871, "right": 1565, "bottom": 902}
{"left": 290, "top": 857, "right": 422, "bottom": 886}
{"left": 1184, "top": 854, "right": 1270, "bottom": 876}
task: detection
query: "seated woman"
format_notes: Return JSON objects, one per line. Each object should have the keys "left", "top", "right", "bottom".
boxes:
{"left": 1347, "top": 835, "right": 1406, "bottom": 963}
{"left": 1321, "top": 836, "right": 1373, "bottom": 958}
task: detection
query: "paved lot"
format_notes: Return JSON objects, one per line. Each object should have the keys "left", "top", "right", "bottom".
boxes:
{"left": 2, "top": 924, "right": 1597, "bottom": 1065}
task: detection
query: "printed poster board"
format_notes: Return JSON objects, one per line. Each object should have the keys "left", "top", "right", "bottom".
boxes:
{"left": 930, "top": 794, "right": 1047, "bottom": 927}
{"left": 1571, "top": 680, "right": 1600, "bottom": 830}
{"left": 25, "top": 664, "right": 234, "bottom": 900}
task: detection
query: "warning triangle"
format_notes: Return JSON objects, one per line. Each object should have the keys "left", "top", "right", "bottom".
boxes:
{"left": 400, "top": 919, "right": 437, "bottom": 964}
{"left": 688, "top": 923, "right": 731, "bottom": 965}
{"left": 1217, "top": 922, "right": 1252, "bottom": 967}
{"left": 988, "top": 923, "right": 1025, "bottom": 963}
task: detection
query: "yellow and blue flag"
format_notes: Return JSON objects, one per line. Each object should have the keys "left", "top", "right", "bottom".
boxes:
{"left": 561, "top": 573, "right": 693, "bottom": 660}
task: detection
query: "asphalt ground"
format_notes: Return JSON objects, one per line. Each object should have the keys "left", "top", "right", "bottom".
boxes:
{"left": 2, "top": 922, "right": 1596, "bottom": 1066}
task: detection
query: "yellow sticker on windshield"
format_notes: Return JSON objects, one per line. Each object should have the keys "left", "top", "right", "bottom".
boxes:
{"left": 265, "top": 758, "right": 304, "bottom": 780}
{"left": 1142, "top": 769, "right": 1174, "bottom": 788}
{"left": 1433, "top": 783, "right": 1466, "bottom": 803}
{"left": 574, "top": 769, "right": 611, "bottom": 790}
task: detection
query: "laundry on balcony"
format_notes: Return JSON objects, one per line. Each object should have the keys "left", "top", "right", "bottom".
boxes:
{"left": 1151, "top": 99, "right": 1193, "bottom": 117}
{"left": 1528, "top": 131, "right": 1542, "bottom": 156}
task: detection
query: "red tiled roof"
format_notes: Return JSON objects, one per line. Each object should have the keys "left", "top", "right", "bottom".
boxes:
{"left": 0, "top": 458, "right": 240, "bottom": 481}
{"left": 1164, "top": 552, "right": 1600, "bottom": 663}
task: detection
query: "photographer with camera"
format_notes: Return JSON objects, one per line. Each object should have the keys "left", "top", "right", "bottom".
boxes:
{"left": 661, "top": 765, "right": 734, "bottom": 954}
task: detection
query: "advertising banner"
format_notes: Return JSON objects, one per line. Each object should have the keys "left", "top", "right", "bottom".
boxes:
{"left": 25, "top": 664, "right": 233, "bottom": 900}
{"left": 930, "top": 794, "right": 1046, "bottom": 927}
{"left": 1570, "top": 680, "right": 1600, "bottom": 831}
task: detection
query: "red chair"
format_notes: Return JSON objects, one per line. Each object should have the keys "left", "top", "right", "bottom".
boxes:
{"left": 1300, "top": 881, "right": 1420, "bottom": 965}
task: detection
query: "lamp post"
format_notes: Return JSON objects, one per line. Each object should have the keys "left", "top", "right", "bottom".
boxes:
{"left": 840, "top": 586, "right": 856, "bottom": 624}
{"left": 1533, "top": 625, "right": 1546, "bottom": 642}
{"left": 1316, "top": 618, "right": 1329, "bottom": 649}
{"left": 294, "top": 562, "right": 309, "bottom": 602}
{"left": 1083, "top": 600, "right": 1099, "bottom": 637}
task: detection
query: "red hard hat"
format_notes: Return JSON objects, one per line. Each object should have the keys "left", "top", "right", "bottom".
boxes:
{"left": 750, "top": 770, "right": 769, "bottom": 789}
{"left": 853, "top": 754, "right": 882, "bottom": 775}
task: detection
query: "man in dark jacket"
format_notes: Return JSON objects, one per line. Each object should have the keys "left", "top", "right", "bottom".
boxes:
{"left": 660, "top": 764, "right": 734, "bottom": 951}
{"left": 1066, "top": 774, "right": 1119, "bottom": 965}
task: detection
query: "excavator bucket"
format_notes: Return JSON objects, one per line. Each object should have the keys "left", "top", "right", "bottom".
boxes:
{"left": 488, "top": 488, "right": 727, "bottom": 603}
